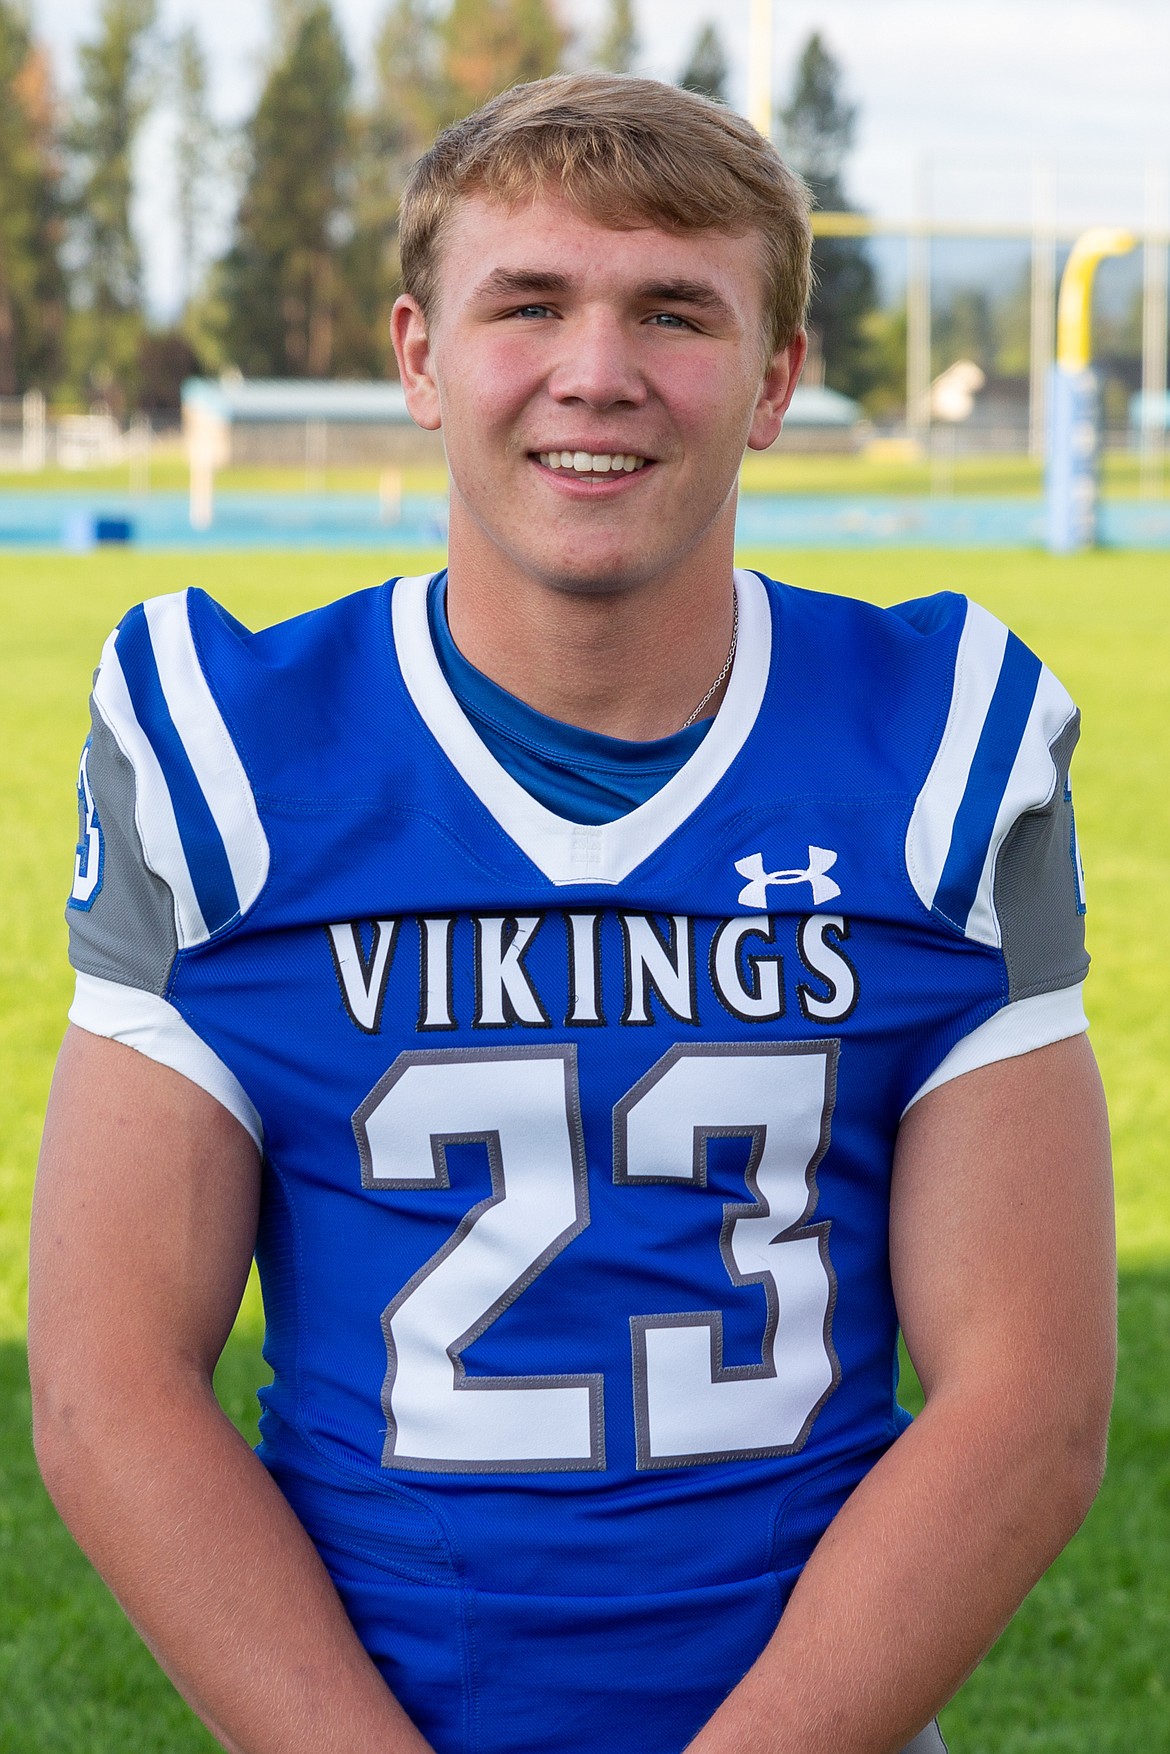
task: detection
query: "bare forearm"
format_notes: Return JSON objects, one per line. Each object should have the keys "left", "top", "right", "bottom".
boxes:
{"left": 685, "top": 1387, "right": 1105, "bottom": 1754}
{"left": 34, "top": 1372, "right": 432, "bottom": 1754}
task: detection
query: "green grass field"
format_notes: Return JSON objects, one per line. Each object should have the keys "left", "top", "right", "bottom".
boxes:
{"left": 1, "top": 546, "right": 1168, "bottom": 1750}
{"left": 0, "top": 446, "right": 1164, "bottom": 500}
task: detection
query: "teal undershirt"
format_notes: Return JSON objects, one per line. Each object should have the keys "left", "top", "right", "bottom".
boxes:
{"left": 427, "top": 575, "right": 711, "bottom": 827}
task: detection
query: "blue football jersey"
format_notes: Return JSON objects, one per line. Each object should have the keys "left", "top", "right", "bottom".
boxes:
{"left": 66, "top": 569, "right": 1089, "bottom": 1754}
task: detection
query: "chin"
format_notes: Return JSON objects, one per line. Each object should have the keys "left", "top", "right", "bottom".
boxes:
{"left": 531, "top": 547, "right": 672, "bottom": 599}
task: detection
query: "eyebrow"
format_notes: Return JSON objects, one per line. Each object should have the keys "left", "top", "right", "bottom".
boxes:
{"left": 636, "top": 279, "right": 737, "bottom": 323}
{"left": 472, "top": 269, "right": 574, "bottom": 299}
{"left": 471, "top": 268, "right": 737, "bottom": 325}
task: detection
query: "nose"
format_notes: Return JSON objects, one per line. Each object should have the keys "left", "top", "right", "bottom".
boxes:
{"left": 545, "top": 307, "right": 648, "bottom": 409}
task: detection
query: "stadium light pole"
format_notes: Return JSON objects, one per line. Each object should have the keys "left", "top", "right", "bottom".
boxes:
{"left": 1045, "top": 226, "right": 1135, "bottom": 553}
{"left": 747, "top": 0, "right": 775, "bottom": 139}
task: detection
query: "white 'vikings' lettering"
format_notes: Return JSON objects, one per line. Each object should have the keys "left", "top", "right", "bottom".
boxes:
{"left": 621, "top": 915, "right": 696, "bottom": 1026}
{"left": 419, "top": 916, "right": 455, "bottom": 1030}
{"left": 327, "top": 912, "right": 860, "bottom": 1033}
{"left": 475, "top": 916, "right": 550, "bottom": 1027}
{"left": 566, "top": 913, "right": 603, "bottom": 1025}
{"left": 326, "top": 920, "right": 399, "bottom": 1033}
{"left": 797, "top": 915, "right": 859, "bottom": 1023}
{"left": 710, "top": 916, "right": 785, "bottom": 1021}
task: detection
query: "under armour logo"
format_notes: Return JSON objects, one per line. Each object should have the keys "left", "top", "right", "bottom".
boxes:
{"left": 735, "top": 848, "right": 841, "bottom": 909}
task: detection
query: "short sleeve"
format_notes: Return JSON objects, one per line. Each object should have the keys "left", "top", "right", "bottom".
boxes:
{"left": 65, "top": 591, "right": 270, "bottom": 989}
{"left": 993, "top": 711, "right": 1088, "bottom": 1001}
{"left": 66, "top": 698, "right": 180, "bottom": 996}
{"left": 63, "top": 593, "right": 270, "bottom": 1146}
{"left": 904, "top": 597, "right": 1088, "bottom": 989}
{"left": 901, "top": 596, "right": 1090, "bottom": 1109}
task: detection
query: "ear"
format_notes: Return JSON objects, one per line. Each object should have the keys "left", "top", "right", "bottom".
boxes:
{"left": 746, "top": 329, "right": 808, "bottom": 452}
{"left": 391, "top": 294, "right": 442, "bottom": 432}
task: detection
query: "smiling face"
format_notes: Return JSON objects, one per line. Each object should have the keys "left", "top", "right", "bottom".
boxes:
{"left": 392, "top": 192, "right": 805, "bottom": 603}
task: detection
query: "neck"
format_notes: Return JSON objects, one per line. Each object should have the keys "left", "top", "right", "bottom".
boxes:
{"left": 443, "top": 519, "right": 740, "bottom": 742}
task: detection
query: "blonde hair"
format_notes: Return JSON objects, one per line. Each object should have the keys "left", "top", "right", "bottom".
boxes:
{"left": 399, "top": 73, "right": 812, "bottom": 355}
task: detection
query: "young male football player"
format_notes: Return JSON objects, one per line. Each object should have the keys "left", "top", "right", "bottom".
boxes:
{"left": 30, "top": 75, "right": 1114, "bottom": 1754}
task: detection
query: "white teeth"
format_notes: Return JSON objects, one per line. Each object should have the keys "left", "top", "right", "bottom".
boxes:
{"left": 538, "top": 451, "right": 648, "bottom": 474}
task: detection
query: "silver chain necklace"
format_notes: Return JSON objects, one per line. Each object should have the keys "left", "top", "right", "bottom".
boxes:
{"left": 680, "top": 593, "right": 739, "bottom": 730}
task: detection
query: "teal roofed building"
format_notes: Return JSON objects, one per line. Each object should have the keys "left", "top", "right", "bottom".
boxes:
{"left": 181, "top": 377, "right": 446, "bottom": 468}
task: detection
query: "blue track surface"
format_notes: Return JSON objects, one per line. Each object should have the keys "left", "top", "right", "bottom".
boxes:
{"left": 2, "top": 490, "right": 1170, "bottom": 550}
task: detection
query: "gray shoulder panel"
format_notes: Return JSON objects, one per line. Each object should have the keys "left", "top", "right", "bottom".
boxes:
{"left": 900, "top": 1724, "right": 948, "bottom": 1754}
{"left": 66, "top": 704, "right": 179, "bottom": 996}
{"left": 995, "top": 713, "right": 1090, "bottom": 1002}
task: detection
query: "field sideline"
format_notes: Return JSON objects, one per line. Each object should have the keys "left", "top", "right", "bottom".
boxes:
{"left": 1, "top": 546, "right": 1167, "bottom": 1749}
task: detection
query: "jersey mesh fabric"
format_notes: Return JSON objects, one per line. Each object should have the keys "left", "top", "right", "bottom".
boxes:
{"left": 63, "top": 570, "right": 1088, "bottom": 1754}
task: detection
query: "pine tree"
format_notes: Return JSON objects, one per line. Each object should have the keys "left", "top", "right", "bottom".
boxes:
{"left": 677, "top": 21, "right": 727, "bottom": 102}
{"left": 778, "top": 32, "right": 876, "bottom": 400}
{"left": 173, "top": 26, "right": 213, "bottom": 312}
{"left": 371, "top": 0, "right": 444, "bottom": 169}
{"left": 271, "top": 0, "right": 315, "bottom": 60}
{"left": 439, "top": 0, "right": 565, "bottom": 125}
{"left": 596, "top": 0, "right": 636, "bottom": 73}
{"left": 65, "top": 0, "right": 156, "bottom": 405}
{"left": 343, "top": 0, "right": 444, "bottom": 375}
{"left": 0, "top": 4, "right": 65, "bottom": 394}
{"left": 218, "top": 2, "right": 357, "bottom": 376}
{"left": 778, "top": 33, "right": 856, "bottom": 189}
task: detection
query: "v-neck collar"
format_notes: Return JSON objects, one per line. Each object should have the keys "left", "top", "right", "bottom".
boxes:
{"left": 391, "top": 568, "right": 772, "bottom": 886}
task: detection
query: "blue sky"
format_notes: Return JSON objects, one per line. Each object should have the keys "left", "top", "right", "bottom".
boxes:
{"left": 30, "top": 0, "right": 1170, "bottom": 319}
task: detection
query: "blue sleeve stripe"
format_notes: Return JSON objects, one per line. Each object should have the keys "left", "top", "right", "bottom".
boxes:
{"left": 115, "top": 605, "right": 241, "bottom": 935}
{"left": 931, "top": 632, "right": 1042, "bottom": 930}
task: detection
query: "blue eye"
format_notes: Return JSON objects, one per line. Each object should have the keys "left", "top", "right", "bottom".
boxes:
{"left": 648, "top": 312, "right": 692, "bottom": 329}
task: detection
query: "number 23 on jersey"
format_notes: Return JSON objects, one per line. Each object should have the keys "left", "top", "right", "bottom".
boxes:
{"left": 353, "top": 1042, "right": 839, "bottom": 1473}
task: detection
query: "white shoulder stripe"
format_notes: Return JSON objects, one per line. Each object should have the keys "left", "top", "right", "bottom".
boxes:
{"left": 905, "top": 600, "right": 1009, "bottom": 913}
{"left": 70, "top": 972, "right": 263, "bottom": 1148}
{"left": 963, "top": 664, "right": 1076, "bottom": 946}
{"left": 142, "top": 594, "right": 270, "bottom": 921}
{"left": 92, "top": 629, "right": 210, "bottom": 946}
{"left": 902, "top": 983, "right": 1088, "bottom": 1114}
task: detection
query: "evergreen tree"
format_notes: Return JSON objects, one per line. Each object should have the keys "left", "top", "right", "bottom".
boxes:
{"left": 596, "top": 0, "right": 637, "bottom": 73}
{"left": 352, "top": 0, "right": 566, "bottom": 378}
{"left": 271, "top": 0, "right": 316, "bottom": 60}
{"left": 219, "top": 2, "right": 358, "bottom": 376}
{"left": 0, "top": 4, "right": 65, "bottom": 394}
{"left": 345, "top": 0, "right": 444, "bottom": 375}
{"left": 933, "top": 287, "right": 997, "bottom": 378}
{"left": 778, "top": 33, "right": 876, "bottom": 400}
{"left": 367, "top": 0, "right": 565, "bottom": 173}
{"left": 65, "top": 0, "right": 156, "bottom": 405}
{"left": 439, "top": 0, "right": 565, "bottom": 125}
{"left": 371, "top": 0, "right": 444, "bottom": 169}
{"left": 677, "top": 21, "right": 727, "bottom": 102}
{"left": 173, "top": 25, "right": 213, "bottom": 312}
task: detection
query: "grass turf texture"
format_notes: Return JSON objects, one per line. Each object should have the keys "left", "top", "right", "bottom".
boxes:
{"left": 1, "top": 546, "right": 1167, "bottom": 1749}
{"left": 0, "top": 449, "right": 1165, "bottom": 500}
